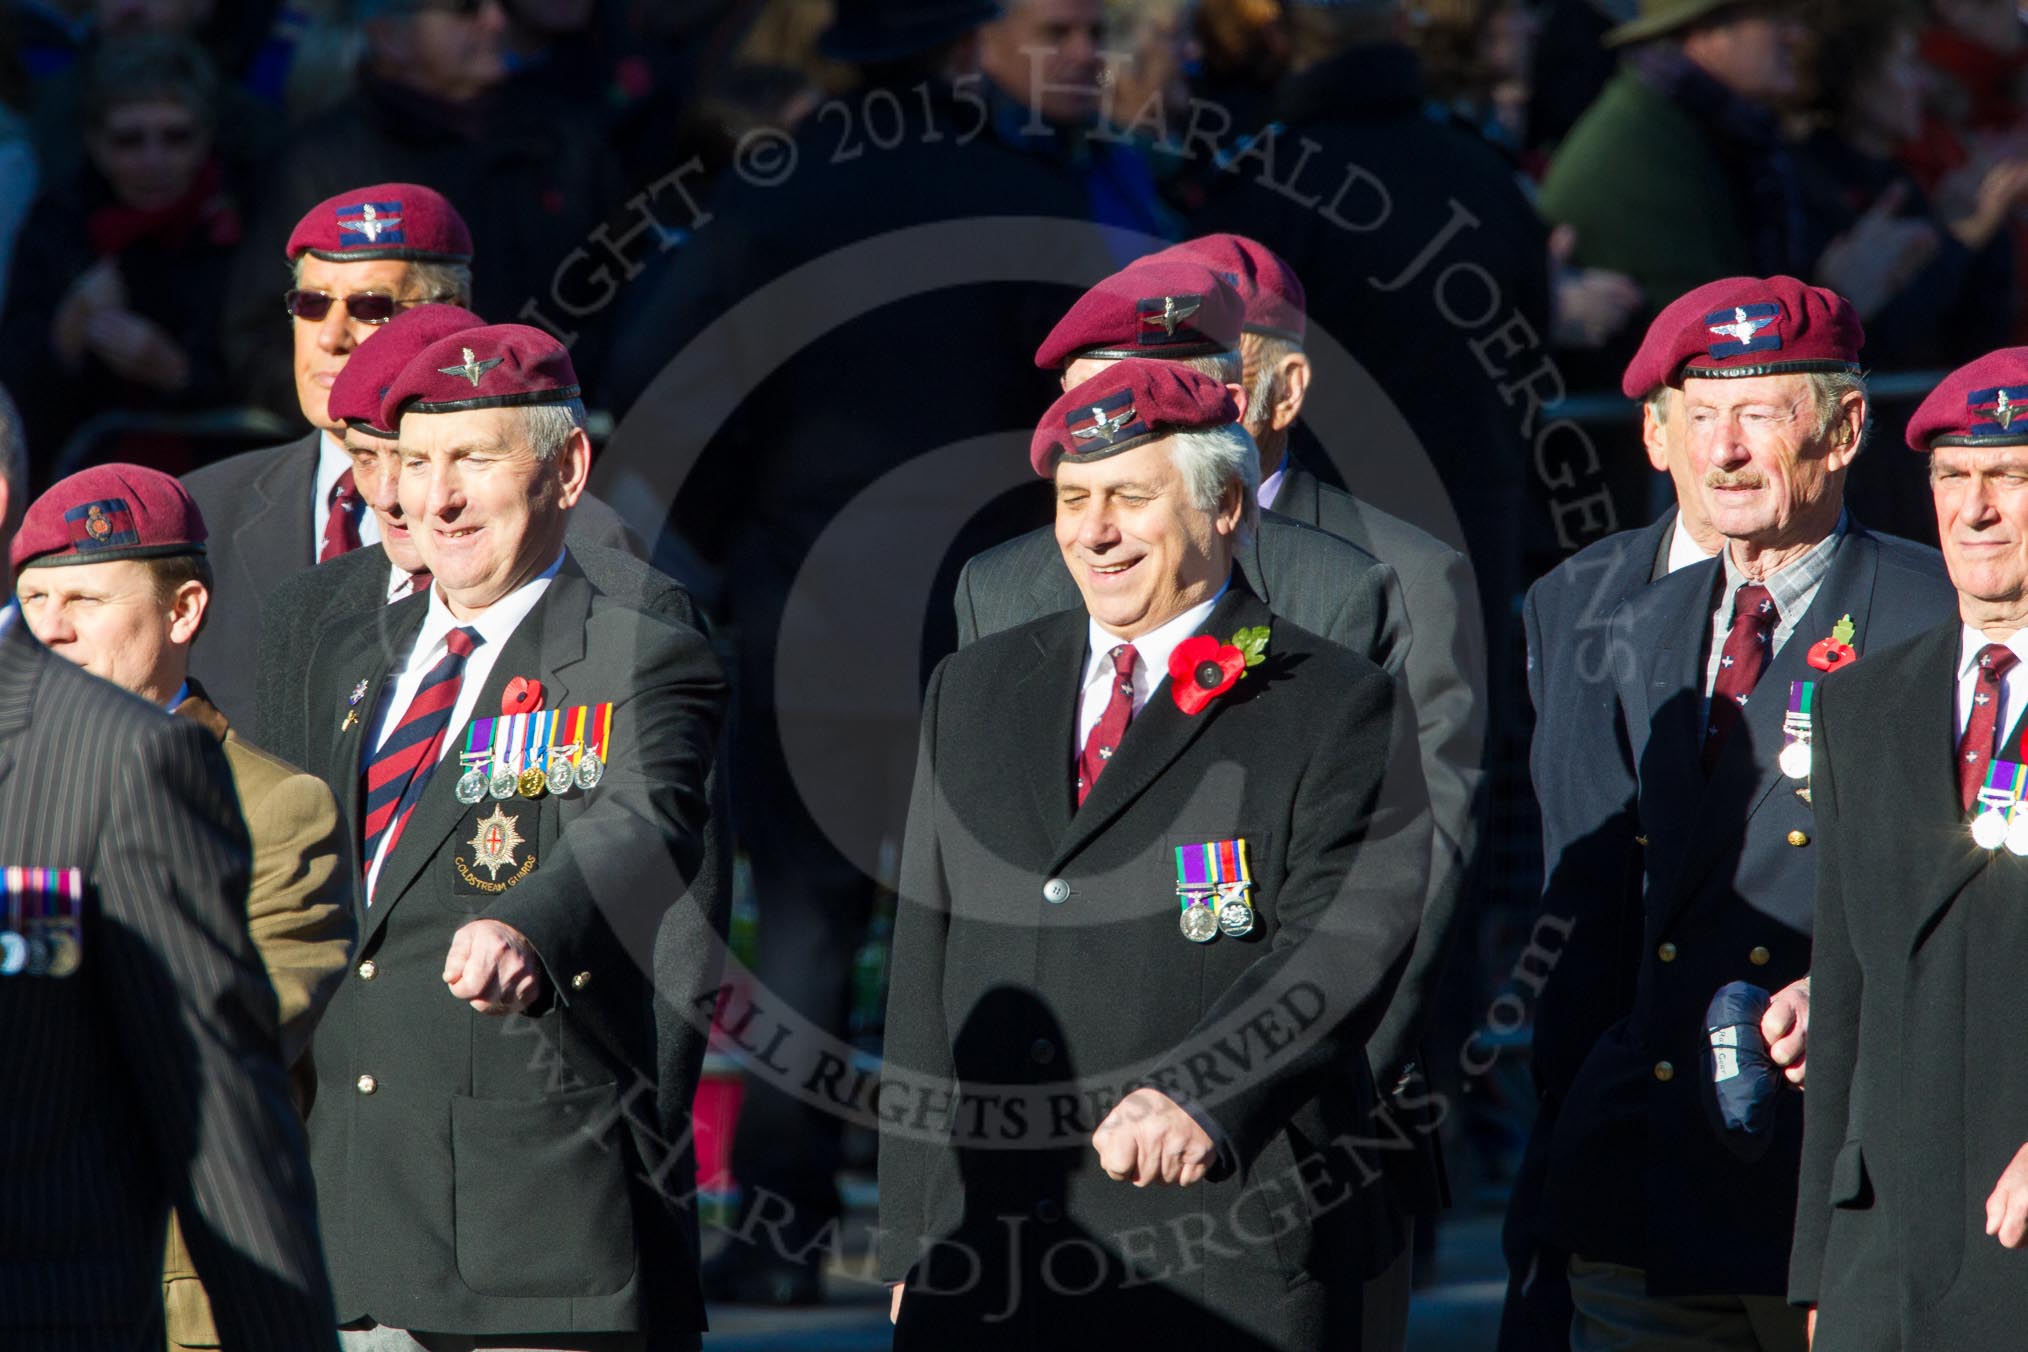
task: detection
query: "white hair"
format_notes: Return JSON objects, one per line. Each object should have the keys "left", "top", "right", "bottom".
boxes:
{"left": 1246, "top": 333, "right": 1302, "bottom": 435}
{"left": 1177, "top": 350, "right": 1243, "bottom": 386}
{"left": 1807, "top": 370, "right": 1871, "bottom": 452}
{"left": 520, "top": 399, "right": 587, "bottom": 463}
{"left": 1168, "top": 424, "right": 1260, "bottom": 542}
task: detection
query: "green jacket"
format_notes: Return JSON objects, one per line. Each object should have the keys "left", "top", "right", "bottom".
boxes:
{"left": 1540, "top": 67, "right": 1754, "bottom": 312}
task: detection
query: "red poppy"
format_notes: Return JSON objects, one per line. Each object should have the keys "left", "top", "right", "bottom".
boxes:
{"left": 502, "top": 677, "right": 544, "bottom": 716}
{"left": 1169, "top": 635, "right": 1245, "bottom": 715}
{"left": 1806, "top": 639, "right": 1856, "bottom": 672}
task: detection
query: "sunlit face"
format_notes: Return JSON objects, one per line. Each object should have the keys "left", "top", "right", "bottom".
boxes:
{"left": 17, "top": 560, "right": 201, "bottom": 705}
{"left": 1683, "top": 373, "right": 1858, "bottom": 548}
{"left": 344, "top": 425, "right": 424, "bottom": 573}
{"left": 1053, "top": 434, "right": 1240, "bottom": 638}
{"left": 1932, "top": 444, "right": 2028, "bottom": 624}
{"left": 291, "top": 255, "right": 425, "bottom": 432}
{"left": 87, "top": 99, "right": 209, "bottom": 212}
{"left": 980, "top": 0, "right": 1107, "bottom": 125}
{"left": 396, "top": 405, "right": 587, "bottom": 616}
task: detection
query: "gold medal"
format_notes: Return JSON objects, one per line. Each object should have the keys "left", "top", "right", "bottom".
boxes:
{"left": 517, "top": 767, "right": 547, "bottom": 799}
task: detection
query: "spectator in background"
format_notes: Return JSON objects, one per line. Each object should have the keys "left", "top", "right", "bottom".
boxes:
{"left": 1903, "top": 0, "right": 2028, "bottom": 337}
{"left": 26, "top": 0, "right": 280, "bottom": 196}
{"left": 1541, "top": 0, "right": 1938, "bottom": 362}
{"left": 1190, "top": 0, "right": 1287, "bottom": 132}
{"left": 977, "top": 0, "right": 1176, "bottom": 251}
{"left": 1525, "top": 0, "right": 1626, "bottom": 155}
{"left": 1790, "top": 0, "right": 2025, "bottom": 368}
{"left": 1410, "top": 0, "right": 1536, "bottom": 158}
{"left": 0, "top": 33, "right": 241, "bottom": 481}
{"left": 0, "top": 6, "right": 38, "bottom": 320}
{"left": 216, "top": 0, "right": 622, "bottom": 420}
{"left": 1099, "top": 0, "right": 1200, "bottom": 204}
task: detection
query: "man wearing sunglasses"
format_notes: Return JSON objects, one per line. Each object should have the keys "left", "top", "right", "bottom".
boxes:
{"left": 183, "top": 181, "right": 473, "bottom": 728}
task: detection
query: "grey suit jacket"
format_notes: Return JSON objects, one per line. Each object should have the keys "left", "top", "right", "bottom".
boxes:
{"left": 184, "top": 432, "right": 642, "bottom": 728}
{"left": 0, "top": 618, "right": 336, "bottom": 1349}
{"left": 298, "top": 554, "right": 726, "bottom": 1338}
{"left": 1269, "top": 464, "right": 1485, "bottom": 1084}
{"left": 954, "top": 513, "right": 1408, "bottom": 674}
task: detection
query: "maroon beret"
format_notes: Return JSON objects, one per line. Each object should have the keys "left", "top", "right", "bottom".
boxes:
{"left": 329, "top": 304, "right": 486, "bottom": 437}
{"left": 1619, "top": 275, "right": 1863, "bottom": 399}
{"left": 285, "top": 182, "right": 473, "bottom": 264}
{"left": 383, "top": 323, "right": 582, "bottom": 425}
{"left": 1154, "top": 233, "right": 1306, "bottom": 343}
{"left": 12, "top": 463, "right": 207, "bottom": 571}
{"left": 1030, "top": 358, "right": 1241, "bottom": 478}
{"left": 1904, "top": 348, "right": 2028, "bottom": 452}
{"left": 1033, "top": 259, "right": 1245, "bottom": 369}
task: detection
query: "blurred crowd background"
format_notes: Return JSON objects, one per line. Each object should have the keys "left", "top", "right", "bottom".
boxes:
{"left": 7, "top": 0, "right": 2027, "bottom": 1308}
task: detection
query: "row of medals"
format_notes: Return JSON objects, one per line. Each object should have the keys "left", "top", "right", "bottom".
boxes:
{"left": 0, "top": 923, "right": 79, "bottom": 977}
{"left": 455, "top": 748, "right": 604, "bottom": 805}
{"left": 1181, "top": 888, "right": 1254, "bottom": 943}
{"left": 1786, "top": 728, "right": 2028, "bottom": 852}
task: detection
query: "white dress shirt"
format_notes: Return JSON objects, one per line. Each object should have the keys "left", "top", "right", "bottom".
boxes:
{"left": 1666, "top": 513, "right": 1717, "bottom": 575}
{"left": 1074, "top": 586, "right": 1225, "bottom": 760}
{"left": 313, "top": 430, "right": 382, "bottom": 563}
{"left": 1954, "top": 624, "right": 2028, "bottom": 748}
{"left": 362, "top": 551, "right": 564, "bottom": 897}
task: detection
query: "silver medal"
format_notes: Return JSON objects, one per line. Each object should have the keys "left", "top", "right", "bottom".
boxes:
{"left": 574, "top": 749, "right": 604, "bottom": 790}
{"left": 548, "top": 756, "right": 576, "bottom": 794}
{"left": 1973, "top": 809, "right": 2009, "bottom": 851}
{"left": 2007, "top": 813, "right": 2028, "bottom": 858}
{"left": 1180, "top": 902, "right": 1218, "bottom": 943}
{"left": 1778, "top": 741, "right": 1811, "bottom": 780}
{"left": 455, "top": 767, "right": 488, "bottom": 804}
{"left": 1216, "top": 899, "right": 1254, "bottom": 938}
{"left": 0, "top": 930, "right": 23, "bottom": 975}
{"left": 488, "top": 765, "right": 518, "bottom": 800}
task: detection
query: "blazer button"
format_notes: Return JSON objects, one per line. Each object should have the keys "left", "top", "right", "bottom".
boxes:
{"left": 1634, "top": 835, "right": 1650, "bottom": 847}
{"left": 1029, "top": 1038, "right": 1056, "bottom": 1066}
{"left": 1653, "top": 1061, "right": 1675, "bottom": 1083}
{"left": 1035, "top": 1198, "right": 1062, "bottom": 1224}
{"left": 356, "top": 1074, "right": 378, "bottom": 1095}
{"left": 1657, "top": 942, "right": 1677, "bottom": 963}
{"left": 1787, "top": 830, "right": 1810, "bottom": 847}
{"left": 1042, "top": 878, "right": 1071, "bottom": 904}
{"left": 572, "top": 971, "right": 592, "bottom": 991}
{"left": 1749, "top": 946, "right": 1772, "bottom": 966}
{"left": 357, "top": 959, "right": 377, "bottom": 981}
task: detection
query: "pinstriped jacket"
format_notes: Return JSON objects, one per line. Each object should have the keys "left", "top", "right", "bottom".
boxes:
{"left": 0, "top": 614, "right": 336, "bottom": 1349}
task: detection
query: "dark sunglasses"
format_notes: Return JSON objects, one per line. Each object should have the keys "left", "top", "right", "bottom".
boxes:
{"left": 283, "top": 290, "right": 435, "bottom": 325}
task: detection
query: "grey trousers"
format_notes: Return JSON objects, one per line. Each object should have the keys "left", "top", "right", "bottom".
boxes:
{"left": 338, "top": 1326, "right": 646, "bottom": 1352}
{"left": 1568, "top": 1256, "right": 1807, "bottom": 1352}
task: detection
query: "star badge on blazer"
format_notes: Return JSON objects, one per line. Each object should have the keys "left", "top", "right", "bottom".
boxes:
{"left": 457, "top": 805, "right": 536, "bottom": 894}
{"left": 342, "top": 678, "right": 370, "bottom": 730}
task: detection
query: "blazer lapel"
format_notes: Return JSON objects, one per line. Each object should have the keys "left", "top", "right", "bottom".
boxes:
{"left": 365, "top": 566, "right": 595, "bottom": 937}
{"left": 1009, "top": 612, "right": 1082, "bottom": 847}
{"left": 237, "top": 432, "right": 318, "bottom": 594}
{"left": 1269, "top": 465, "right": 1323, "bottom": 528}
{"left": 0, "top": 620, "right": 47, "bottom": 794}
{"left": 1049, "top": 587, "right": 1267, "bottom": 870}
{"left": 326, "top": 599, "right": 426, "bottom": 920}
{"left": 1906, "top": 624, "right": 2001, "bottom": 950}
{"left": 1624, "top": 558, "right": 1716, "bottom": 881}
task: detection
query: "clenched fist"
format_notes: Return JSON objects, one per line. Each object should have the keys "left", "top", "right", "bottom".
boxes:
{"left": 1092, "top": 1087, "right": 1217, "bottom": 1187}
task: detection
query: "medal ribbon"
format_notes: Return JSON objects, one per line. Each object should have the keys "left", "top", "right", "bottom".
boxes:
{"left": 587, "top": 702, "right": 612, "bottom": 762}
{"left": 503, "top": 712, "right": 527, "bottom": 772}
{"left": 1977, "top": 758, "right": 2028, "bottom": 817}
{"left": 463, "top": 716, "right": 494, "bottom": 768}
{"left": 1174, "top": 839, "right": 1251, "bottom": 909}
{"left": 1783, "top": 681, "right": 1814, "bottom": 743}
{"left": 525, "top": 710, "right": 551, "bottom": 772}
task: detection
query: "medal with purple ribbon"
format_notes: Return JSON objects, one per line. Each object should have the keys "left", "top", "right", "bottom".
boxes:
{"left": 1971, "top": 759, "right": 2027, "bottom": 851}
{"left": 1779, "top": 681, "right": 1814, "bottom": 780}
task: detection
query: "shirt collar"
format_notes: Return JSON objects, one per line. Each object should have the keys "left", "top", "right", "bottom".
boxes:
{"left": 1667, "top": 513, "right": 1717, "bottom": 574}
{"left": 1956, "top": 624, "right": 2028, "bottom": 681}
{"left": 1720, "top": 510, "right": 1847, "bottom": 616}
{"left": 413, "top": 549, "right": 566, "bottom": 661}
{"left": 165, "top": 680, "right": 190, "bottom": 712}
{"left": 314, "top": 429, "right": 351, "bottom": 508}
{"left": 1258, "top": 454, "right": 1289, "bottom": 512}
{"left": 1083, "top": 574, "right": 1232, "bottom": 687}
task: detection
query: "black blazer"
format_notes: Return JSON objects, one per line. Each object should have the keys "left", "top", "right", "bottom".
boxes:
{"left": 297, "top": 555, "right": 727, "bottom": 1339}
{"left": 0, "top": 619, "right": 336, "bottom": 1348}
{"left": 1522, "top": 508, "right": 1678, "bottom": 1100}
{"left": 1539, "top": 523, "right": 1954, "bottom": 1296}
{"left": 1792, "top": 619, "right": 2028, "bottom": 1347}
{"left": 879, "top": 584, "right": 1432, "bottom": 1351}
{"left": 185, "top": 434, "right": 642, "bottom": 729}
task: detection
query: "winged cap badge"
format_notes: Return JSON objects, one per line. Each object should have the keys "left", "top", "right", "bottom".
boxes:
{"left": 1140, "top": 294, "right": 1203, "bottom": 336}
{"left": 1073, "top": 403, "right": 1135, "bottom": 442}
{"left": 438, "top": 346, "right": 505, "bottom": 388}
{"left": 1707, "top": 306, "right": 1775, "bottom": 344}
{"left": 338, "top": 202, "right": 402, "bottom": 241}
